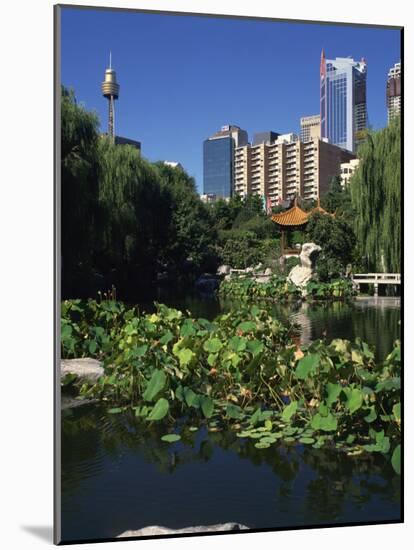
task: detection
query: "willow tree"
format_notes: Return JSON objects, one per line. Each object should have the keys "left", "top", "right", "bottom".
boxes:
{"left": 97, "top": 138, "right": 172, "bottom": 285}
{"left": 350, "top": 118, "right": 401, "bottom": 272}
{"left": 61, "top": 86, "right": 101, "bottom": 296}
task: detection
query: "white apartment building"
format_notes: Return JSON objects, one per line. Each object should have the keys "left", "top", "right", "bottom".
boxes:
{"left": 234, "top": 134, "right": 355, "bottom": 207}
{"left": 340, "top": 158, "right": 360, "bottom": 188}
{"left": 387, "top": 62, "right": 401, "bottom": 124}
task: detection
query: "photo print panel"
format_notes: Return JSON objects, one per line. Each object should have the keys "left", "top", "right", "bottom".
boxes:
{"left": 54, "top": 4, "right": 403, "bottom": 544}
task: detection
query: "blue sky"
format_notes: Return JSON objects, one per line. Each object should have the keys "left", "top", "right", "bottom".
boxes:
{"left": 61, "top": 7, "right": 401, "bottom": 192}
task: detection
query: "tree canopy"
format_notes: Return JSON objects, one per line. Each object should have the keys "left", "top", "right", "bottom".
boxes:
{"left": 350, "top": 118, "right": 401, "bottom": 272}
{"left": 61, "top": 87, "right": 217, "bottom": 298}
{"left": 306, "top": 213, "right": 356, "bottom": 281}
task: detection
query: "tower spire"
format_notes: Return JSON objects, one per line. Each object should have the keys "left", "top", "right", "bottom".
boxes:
{"left": 320, "top": 48, "right": 326, "bottom": 77}
{"left": 101, "top": 55, "right": 120, "bottom": 140}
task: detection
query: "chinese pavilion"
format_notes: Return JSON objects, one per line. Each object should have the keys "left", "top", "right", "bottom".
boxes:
{"left": 271, "top": 198, "right": 333, "bottom": 255}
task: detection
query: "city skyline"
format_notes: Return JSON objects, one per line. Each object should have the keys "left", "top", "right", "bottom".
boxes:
{"left": 61, "top": 7, "right": 401, "bottom": 192}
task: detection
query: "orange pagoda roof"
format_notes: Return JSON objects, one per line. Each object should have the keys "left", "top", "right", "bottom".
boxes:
{"left": 271, "top": 198, "right": 334, "bottom": 227}
{"left": 311, "top": 199, "right": 335, "bottom": 217}
{"left": 271, "top": 204, "right": 309, "bottom": 227}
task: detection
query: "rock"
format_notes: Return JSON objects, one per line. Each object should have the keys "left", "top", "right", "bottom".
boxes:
{"left": 245, "top": 267, "right": 254, "bottom": 273}
{"left": 254, "top": 262, "right": 263, "bottom": 271}
{"left": 288, "top": 266, "right": 313, "bottom": 288}
{"left": 217, "top": 265, "right": 231, "bottom": 276}
{"left": 287, "top": 242, "right": 321, "bottom": 289}
{"left": 264, "top": 267, "right": 272, "bottom": 276}
{"left": 255, "top": 276, "right": 271, "bottom": 284}
{"left": 61, "top": 358, "right": 104, "bottom": 383}
{"left": 117, "top": 523, "right": 249, "bottom": 537}
{"left": 224, "top": 274, "right": 231, "bottom": 281}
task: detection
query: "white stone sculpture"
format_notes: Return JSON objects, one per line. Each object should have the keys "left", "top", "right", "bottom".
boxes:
{"left": 287, "top": 242, "right": 321, "bottom": 289}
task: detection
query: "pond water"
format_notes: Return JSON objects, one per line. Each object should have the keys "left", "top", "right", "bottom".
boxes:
{"left": 60, "top": 294, "right": 401, "bottom": 542}
{"left": 61, "top": 405, "right": 401, "bottom": 542}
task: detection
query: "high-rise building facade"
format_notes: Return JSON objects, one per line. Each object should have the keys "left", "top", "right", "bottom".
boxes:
{"left": 387, "top": 61, "right": 401, "bottom": 123}
{"left": 300, "top": 115, "right": 321, "bottom": 142}
{"left": 234, "top": 134, "right": 354, "bottom": 206}
{"left": 203, "top": 125, "right": 248, "bottom": 198}
{"left": 320, "top": 50, "right": 367, "bottom": 153}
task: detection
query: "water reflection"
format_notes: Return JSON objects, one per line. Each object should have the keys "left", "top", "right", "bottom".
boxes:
{"left": 61, "top": 405, "right": 401, "bottom": 542}
{"left": 287, "top": 298, "right": 400, "bottom": 361}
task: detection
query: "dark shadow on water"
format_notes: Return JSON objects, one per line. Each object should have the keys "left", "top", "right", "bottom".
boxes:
{"left": 21, "top": 525, "right": 53, "bottom": 543}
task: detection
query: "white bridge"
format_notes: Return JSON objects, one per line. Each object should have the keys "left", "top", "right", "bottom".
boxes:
{"left": 352, "top": 273, "right": 401, "bottom": 296}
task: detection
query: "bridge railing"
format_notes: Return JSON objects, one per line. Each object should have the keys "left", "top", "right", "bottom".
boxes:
{"left": 352, "top": 273, "right": 401, "bottom": 284}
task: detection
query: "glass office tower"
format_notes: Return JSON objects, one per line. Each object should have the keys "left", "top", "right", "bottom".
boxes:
{"left": 320, "top": 50, "right": 367, "bottom": 153}
{"left": 203, "top": 125, "right": 248, "bottom": 199}
{"left": 203, "top": 137, "right": 234, "bottom": 198}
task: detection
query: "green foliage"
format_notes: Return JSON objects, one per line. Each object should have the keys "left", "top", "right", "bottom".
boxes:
{"left": 61, "top": 87, "right": 102, "bottom": 295}
{"left": 306, "top": 279, "right": 356, "bottom": 300}
{"left": 155, "top": 162, "right": 218, "bottom": 271}
{"left": 391, "top": 444, "right": 401, "bottom": 475}
{"left": 161, "top": 434, "right": 181, "bottom": 443}
{"left": 147, "top": 398, "right": 169, "bottom": 421}
{"left": 143, "top": 370, "right": 167, "bottom": 402}
{"left": 221, "top": 232, "right": 264, "bottom": 269}
{"left": 350, "top": 119, "right": 401, "bottom": 272}
{"left": 321, "top": 176, "right": 353, "bottom": 216}
{"left": 61, "top": 299, "right": 401, "bottom": 473}
{"left": 208, "top": 194, "right": 280, "bottom": 268}
{"left": 281, "top": 401, "right": 298, "bottom": 422}
{"left": 219, "top": 275, "right": 302, "bottom": 301}
{"left": 97, "top": 138, "right": 172, "bottom": 276}
{"left": 238, "top": 215, "right": 279, "bottom": 239}
{"left": 306, "top": 213, "right": 356, "bottom": 281}
{"left": 219, "top": 276, "right": 354, "bottom": 302}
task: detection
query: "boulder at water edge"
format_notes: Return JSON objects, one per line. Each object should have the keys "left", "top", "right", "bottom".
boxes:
{"left": 117, "top": 523, "right": 249, "bottom": 537}
{"left": 61, "top": 358, "right": 104, "bottom": 383}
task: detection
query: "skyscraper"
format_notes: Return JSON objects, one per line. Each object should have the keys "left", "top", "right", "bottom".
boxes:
{"left": 203, "top": 125, "right": 248, "bottom": 199}
{"left": 386, "top": 61, "right": 401, "bottom": 123}
{"left": 320, "top": 50, "right": 367, "bottom": 153}
{"left": 300, "top": 115, "right": 321, "bottom": 142}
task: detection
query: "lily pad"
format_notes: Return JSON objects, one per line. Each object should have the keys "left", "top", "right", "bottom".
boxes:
{"left": 391, "top": 444, "right": 401, "bottom": 475}
{"left": 147, "top": 397, "right": 169, "bottom": 421}
{"left": 254, "top": 441, "right": 271, "bottom": 449}
{"left": 299, "top": 437, "right": 315, "bottom": 444}
{"left": 161, "top": 434, "right": 181, "bottom": 443}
